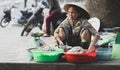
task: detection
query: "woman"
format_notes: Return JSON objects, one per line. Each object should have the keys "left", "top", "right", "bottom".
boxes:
{"left": 43, "top": 0, "right": 61, "bottom": 37}
{"left": 54, "top": 4, "right": 100, "bottom": 53}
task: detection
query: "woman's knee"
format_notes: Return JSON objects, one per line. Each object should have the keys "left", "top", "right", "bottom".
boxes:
{"left": 81, "top": 29, "right": 91, "bottom": 41}
{"left": 58, "top": 28, "right": 65, "bottom": 40}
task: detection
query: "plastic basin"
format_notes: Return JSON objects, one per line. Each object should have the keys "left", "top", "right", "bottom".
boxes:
{"left": 96, "top": 47, "right": 112, "bottom": 60}
{"left": 64, "top": 50, "right": 97, "bottom": 63}
{"left": 31, "top": 48, "right": 63, "bottom": 62}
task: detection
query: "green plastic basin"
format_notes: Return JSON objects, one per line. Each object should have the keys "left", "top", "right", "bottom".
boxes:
{"left": 31, "top": 48, "right": 63, "bottom": 62}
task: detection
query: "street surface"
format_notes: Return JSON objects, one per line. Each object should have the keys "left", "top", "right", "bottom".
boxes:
{"left": 0, "top": 24, "right": 33, "bottom": 63}
{"left": 0, "top": 23, "right": 57, "bottom": 63}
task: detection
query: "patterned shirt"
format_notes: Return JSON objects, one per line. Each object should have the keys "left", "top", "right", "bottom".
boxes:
{"left": 54, "top": 17, "right": 98, "bottom": 37}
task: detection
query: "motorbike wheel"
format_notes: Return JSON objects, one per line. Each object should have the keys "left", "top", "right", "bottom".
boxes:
{"left": 0, "top": 17, "right": 10, "bottom": 28}
{"left": 21, "top": 16, "right": 37, "bottom": 36}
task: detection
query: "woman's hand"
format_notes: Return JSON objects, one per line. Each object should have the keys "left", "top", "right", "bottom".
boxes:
{"left": 86, "top": 45, "right": 95, "bottom": 53}
{"left": 87, "top": 34, "right": 100, "bottom": 53}
{"left": 58, "top": 40, "right": 64, "bottom": 46}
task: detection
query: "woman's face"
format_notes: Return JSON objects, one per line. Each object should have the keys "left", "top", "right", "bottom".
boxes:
{"left": 67, "top": 6, "right": 80, "bottom": 20}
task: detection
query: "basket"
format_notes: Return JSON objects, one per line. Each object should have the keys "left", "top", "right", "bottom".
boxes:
{"left": 64, "top": 50, "right": 97, "bottom": 63}
{"left": 96, "top": 47, "right": 112, "bottom": 60}
{"left": 31, "top": 48, "right": 63, "bottom": 62}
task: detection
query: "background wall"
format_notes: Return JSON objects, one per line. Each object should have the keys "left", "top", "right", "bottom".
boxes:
{"left": 85, "top": 0, "right": 120, "bottom": 31}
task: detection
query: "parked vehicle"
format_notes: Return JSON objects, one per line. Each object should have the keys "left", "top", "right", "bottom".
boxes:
{"left": 21, "top": 7, "right": 67, "bottom": 36}
{"left": 0, "top": 5, "right": 17, "bottom": 28}
{"left": 17, "top": 8, "right": 33, "bottom": 26}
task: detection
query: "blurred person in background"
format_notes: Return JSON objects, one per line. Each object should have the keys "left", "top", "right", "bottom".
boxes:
{"left": 43, "top": 0, "right": 61, "bottom": 37}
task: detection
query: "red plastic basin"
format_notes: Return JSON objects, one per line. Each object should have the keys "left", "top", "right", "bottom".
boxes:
{"left": 64, "top": 50, "right": 97, "bottom": 63}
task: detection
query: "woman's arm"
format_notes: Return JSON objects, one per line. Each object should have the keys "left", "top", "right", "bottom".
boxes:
{"left": 54, "top": 17, "right": 69, "bottom": 45}
{"left": 87, "top": 34, "right": 100, "bottom": 53}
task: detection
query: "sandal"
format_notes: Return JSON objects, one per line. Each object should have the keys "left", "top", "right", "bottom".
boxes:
{"left": 43, "top": 33, "right": 50, "bottom": 37}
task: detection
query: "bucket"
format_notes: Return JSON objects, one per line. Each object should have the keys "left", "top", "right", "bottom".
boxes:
{"left": 112, "top": 33, "right": 120, "bottom": 59}
{"left": 112, "top": 44, "right": 120, "bottom": 59}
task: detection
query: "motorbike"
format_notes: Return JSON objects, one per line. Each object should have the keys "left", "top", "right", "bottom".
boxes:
{"left": 0, "top": 5, "right": 34, "bottom": 28}
{"left": 17, "top": 8, "right": 33, "bottom": 26}
{"left": 21, "top": 7, "right": 67, "bottom": 36}
{"left": 0, "top": 5, "right": 17, "bottom": 28}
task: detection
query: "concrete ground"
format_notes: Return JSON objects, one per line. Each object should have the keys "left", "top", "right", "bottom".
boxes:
{"left": 0, "top": 24, "right": 31, "bottom": 63}
{"left": 0, "top": 23, "right": 57, "bottom": 63}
